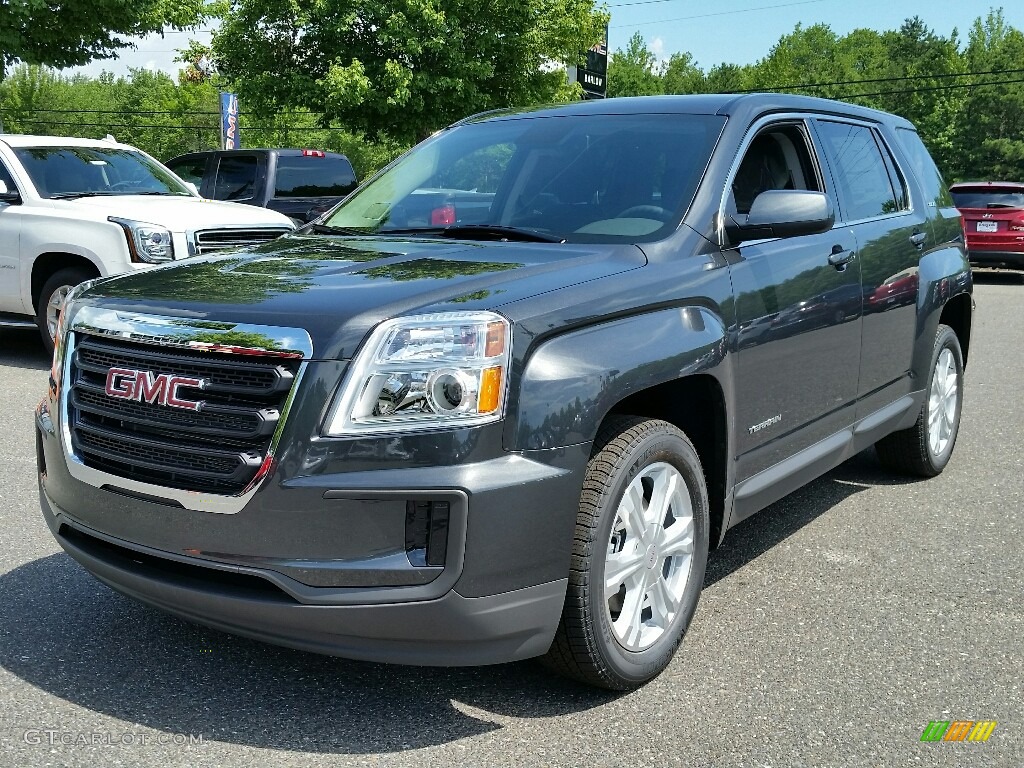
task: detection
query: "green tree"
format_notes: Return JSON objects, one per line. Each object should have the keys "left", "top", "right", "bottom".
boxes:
{"left": 661, "top": 52, "right": 705, "bottom": 95}
{"left": 210, "top": 0, "right": 608, "bottom": 144}
{"left": 606, "top": 32, "right": 663, "bottom": 97}
{"left": 954, "top": 9, "right": 1024, "bottom": 179}
{"left": 0, "top": 0, "right": 210, "bottom": 80}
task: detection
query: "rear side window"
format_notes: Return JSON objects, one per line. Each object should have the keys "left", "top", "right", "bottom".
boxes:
{"left": 895, "top": 127, "right": 954, "bottom": 208}
{"left": 274, "top": 155, "right": 357, "bottom": 198}
{"left": 214, "top": 155, "right": 258, "bottom": 201}
{"left": 816, "top": 121, "right": 901, "bottom": 221}
{"left": 167, "top": 156, "right": 207, "bottom": 187}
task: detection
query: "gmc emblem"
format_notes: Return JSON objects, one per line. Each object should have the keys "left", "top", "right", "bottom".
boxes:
{"left": 104, "top": 367, "right": 205, "bottom": 411}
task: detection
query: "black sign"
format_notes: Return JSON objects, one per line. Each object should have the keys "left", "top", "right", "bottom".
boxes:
{"left": 573, "top": 31, "right": 608, "bottom": 99}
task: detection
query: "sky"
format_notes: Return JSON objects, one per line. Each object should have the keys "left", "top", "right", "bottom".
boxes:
{"left": 64, "top": 0, "right": 1024, "bottom": 80}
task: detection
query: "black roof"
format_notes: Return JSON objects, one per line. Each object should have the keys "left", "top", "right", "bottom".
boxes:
{"left": 460, "top": 93, "right": 916, "bottom": 130}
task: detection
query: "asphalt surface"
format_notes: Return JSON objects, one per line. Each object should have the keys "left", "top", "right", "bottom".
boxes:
{"left": 0, "top": 275, "right": 1020, "bottom": 768}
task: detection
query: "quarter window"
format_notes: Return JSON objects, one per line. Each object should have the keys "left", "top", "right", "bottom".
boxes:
{"left": 816, "top": 121, "right": 900, "bottom": 220}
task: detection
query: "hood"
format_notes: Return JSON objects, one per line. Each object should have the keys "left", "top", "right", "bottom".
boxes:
{"left": 52, "top": 195, "right": 294, "bottom": 230}
{"left": 79, "top": 232, "right": 647, "bottom": 358}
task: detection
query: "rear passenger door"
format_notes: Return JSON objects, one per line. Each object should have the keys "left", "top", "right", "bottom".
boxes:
{"left": 813, "top": 119, "right": 926, "bottom": 413}
{"left": 728, "top": 118, "right": 861, "bottom": 482}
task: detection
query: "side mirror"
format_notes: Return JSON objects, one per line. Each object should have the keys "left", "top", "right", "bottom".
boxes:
{"left": 725, "top": 190, "right": 834, "bottom": 244}
{"left": 0, "top": 180, "right": 21, "bottom": 205}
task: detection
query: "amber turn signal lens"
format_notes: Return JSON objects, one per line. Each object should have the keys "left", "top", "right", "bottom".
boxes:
{"left": 478, "top": 366, "right": 503, "bottom": 413}
{"left": 485, "top": 321, "right": 505, "bottom": 357}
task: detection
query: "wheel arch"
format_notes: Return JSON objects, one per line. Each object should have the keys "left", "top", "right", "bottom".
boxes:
{"left": 508, "top": 305, "right": 733, "bottom": 546}
{"left": 31, "top": 253, "right": 102, "bottom": 312}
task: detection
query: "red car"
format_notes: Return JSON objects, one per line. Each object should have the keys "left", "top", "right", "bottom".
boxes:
{"left": 950, "top": 181, "right": 1024, "bottom": 270}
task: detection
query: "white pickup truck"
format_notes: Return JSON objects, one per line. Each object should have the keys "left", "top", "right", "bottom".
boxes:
{"left": 0, "top": 134, "right": 294, "bottom": 351}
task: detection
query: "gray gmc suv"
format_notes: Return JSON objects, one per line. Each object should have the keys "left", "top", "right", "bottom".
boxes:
{"left": 36, "top": 95, "right": 973, "bottom": 689}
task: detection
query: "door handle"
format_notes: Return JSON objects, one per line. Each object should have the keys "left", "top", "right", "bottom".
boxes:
{"left": 828, "top": 245, "right": 856, "bottom": 271}
{"left": 910, "top": 231, "right": 927, "bottom": 249}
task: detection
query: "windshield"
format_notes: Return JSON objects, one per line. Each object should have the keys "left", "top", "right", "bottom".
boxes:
{"left": 14, "top": 146, "right": 193, "bottom": 199}
{"left": 951, "top": 188, "right": 1024, "bottom": 209}
{"left": 325, "top": 113, "right": 726, "bottom": 243}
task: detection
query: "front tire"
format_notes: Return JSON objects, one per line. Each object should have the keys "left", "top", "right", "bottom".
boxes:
{"left": 36, "top": 267, "right": 92, "bottom": 355}
{"left": 542, "top": 416, "right": 709, "bottom": 690}
{"left": 875, "top": 323, "right": 964, "bottom": 477}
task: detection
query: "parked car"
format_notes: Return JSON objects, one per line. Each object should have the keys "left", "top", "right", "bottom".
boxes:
{"left": 36, "top": 95, "right": 972, "bottom": 690}
{"left": 0, "top": 135, "right": 294, "bottom": 351}
{"left": 165, "top": 148, "right": 359, "bottom": 225}
{"left": 950, "top": 181, "right": 1024, "bottom": 270}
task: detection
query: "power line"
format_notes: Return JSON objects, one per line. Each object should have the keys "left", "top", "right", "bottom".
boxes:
{"left": 609, "top": 0, "right": 830, "bottom": 28}
{"left": 7, "top": 117, "right": 360, "bottom": 132}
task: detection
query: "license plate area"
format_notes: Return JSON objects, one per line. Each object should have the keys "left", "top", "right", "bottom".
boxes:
{"left": 976, "top": 221, "right": 999, "bottom": 232}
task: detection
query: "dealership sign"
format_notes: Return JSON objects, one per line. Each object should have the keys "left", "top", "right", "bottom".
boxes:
{"left": 220, "top": 92, "right": 240, "bottom": 150}
{"left": 568, "top": 29, "right": 608, "bottom": 99}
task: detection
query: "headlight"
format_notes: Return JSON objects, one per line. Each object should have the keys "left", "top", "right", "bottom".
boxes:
{"left": 109, "top": 217, "right": 175, "bottom": 263}
{"left": 49, "top": 278, "right": 96, "bottom": 389}
{"left": 323, "top": 311, "right": 510, "bottom": 436}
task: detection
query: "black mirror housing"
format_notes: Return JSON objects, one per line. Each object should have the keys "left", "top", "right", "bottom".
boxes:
{"left": 0, "top": 180, "right": 21, "bottom": 205}
{"left": 726, "top": 190, "right": 834, "bottom": 244}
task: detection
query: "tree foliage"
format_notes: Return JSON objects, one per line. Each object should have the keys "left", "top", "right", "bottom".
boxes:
{"left": 0, "top": 0, "right": 211, "bottom": 79}
{"left": 210, "top": 0, "right": 609, "bottom": 143}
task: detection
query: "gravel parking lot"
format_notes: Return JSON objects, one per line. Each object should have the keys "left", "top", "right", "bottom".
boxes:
{"left": 0, "top": 276, "right": 1020, "bottom": 768}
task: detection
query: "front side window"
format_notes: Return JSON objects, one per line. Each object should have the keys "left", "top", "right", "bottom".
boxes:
{"left": 0, "top": 160, "right": 17, "bottom": 192}
{"left": 213, "top": 155, "right": 258, "bottom": 201}
{"left": 324, "top": 113, "right": 726, "bottom": 243}
{"left": 13, "top": 146, "right": 192, "bottom": 199}
{"left": 728, "top": 122, "right": 822, "bottom": 216}
{"left": 816, "top": 121, "right": 900, "bottom": 221}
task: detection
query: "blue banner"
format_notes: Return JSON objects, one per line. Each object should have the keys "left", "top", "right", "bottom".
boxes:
{"left": 219, "top": 92, "right": 240, "bottom": 150}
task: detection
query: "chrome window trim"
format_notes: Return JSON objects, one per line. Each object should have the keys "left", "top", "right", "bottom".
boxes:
{"left": 58, "top": 306, "right": 313, "bottom": 514}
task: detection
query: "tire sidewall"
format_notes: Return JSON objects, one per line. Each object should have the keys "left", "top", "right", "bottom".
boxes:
{"left": 588, "top": 425, "right": 709, "bottom": 685}
{"left": 924, "top": 326, "right": 964, "bottom": 472}
{"left": 36, "top": 269, "right": 90, "bottom": 353}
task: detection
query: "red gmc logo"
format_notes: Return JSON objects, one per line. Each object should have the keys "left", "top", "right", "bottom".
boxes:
{"left": 104, "top": 367, "right": 205, "bottom": 411}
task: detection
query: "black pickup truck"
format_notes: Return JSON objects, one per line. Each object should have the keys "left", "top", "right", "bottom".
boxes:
{"left": 37, "top": 95, "right": 973, "bottom": 690}
{"left": 165, "top": 148, "right": 358, "bottom": 224}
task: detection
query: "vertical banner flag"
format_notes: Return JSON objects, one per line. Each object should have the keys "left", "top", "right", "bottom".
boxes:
{"left": 220, "top": 92, "right": 240, "bottom": 150}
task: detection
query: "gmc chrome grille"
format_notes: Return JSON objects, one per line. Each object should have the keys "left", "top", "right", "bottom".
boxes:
{"left": 192, "top": 228, "right": 290, "bottom": 255}
{"left": 68, "top": 335, "right": 301, "bottom": 495}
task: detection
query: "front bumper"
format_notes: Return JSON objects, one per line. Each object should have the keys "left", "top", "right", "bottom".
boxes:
{"left": 42, "top": 489, "right": 566, "bottom": 665}
{"left": 37, "top": 396, "right": 587, "bottom": 665}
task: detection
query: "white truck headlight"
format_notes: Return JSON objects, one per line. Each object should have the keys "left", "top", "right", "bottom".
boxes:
{"left": 109, "top": 217, "right": 175, "bottom": 263}
{"left": 323, "top": 311, "right": 510, "bottom": 436}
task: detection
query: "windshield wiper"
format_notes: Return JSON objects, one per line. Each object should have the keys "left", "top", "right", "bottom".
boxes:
{"left": 379, "top": 224, "right": 564, "bottom": 243}
{"left": 48, "top": 191, "right": 122, "bottom": 200}
{"left": 304, "top": 222, "right": 369, "bottom": 236}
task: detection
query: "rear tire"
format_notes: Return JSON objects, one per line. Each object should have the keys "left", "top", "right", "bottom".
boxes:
{"left": 875, "top": 324, "right": 964, "bottom": 477}
{"left": 542, "top": 416, "right": 709, "bottom": 690}
{"left": 36, "top": 267, "right": 92, "bottom": 355}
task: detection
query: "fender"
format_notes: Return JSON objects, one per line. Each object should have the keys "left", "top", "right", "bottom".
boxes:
{"left": 507, "top": 305, "right": 730, "bottom": 451}
{"left": 911, "top": 238, "right": 973, "bottom": 385}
